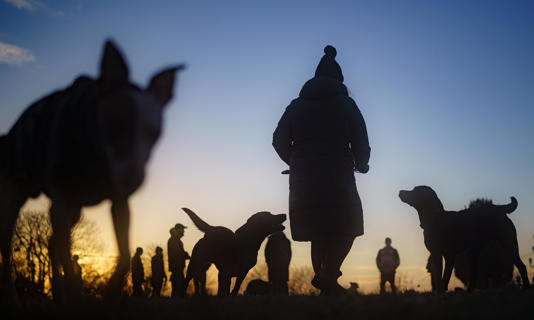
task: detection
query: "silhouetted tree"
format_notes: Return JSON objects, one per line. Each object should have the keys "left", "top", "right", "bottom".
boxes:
{"left": 9, "top": 210, "right": 105, "bottom": 298}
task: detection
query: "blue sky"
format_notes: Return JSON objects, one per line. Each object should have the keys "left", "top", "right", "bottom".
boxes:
{"left": 1, "top": 0, "right": 533, "bottom": 291}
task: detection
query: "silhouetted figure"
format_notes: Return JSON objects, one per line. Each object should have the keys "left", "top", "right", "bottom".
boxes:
{"left": 151, "top": 246, "right": 166, "bottom": 297}
{"left": 376, "top": 237, "right": 400, "bottom": 294}
{"left": 265, "top": 231, "right": 291, "bottom": 295}
{"left": 190, "top": 240, "right": 211, "bottom": 295}
{"left": 347, "top": 282, "right": 360, "bottom": 296}
{"left": 244, "top": 279, "right": 271, "bottom": 295}
{"left": 168, "top": 224, "right": 189, "bottom": 297}
{"left": 72, "top": 255, "right": 83, "bottom": 294}
{"left": 399, "top": 186, "right": 530, "bottom": 292}
{"left": 182, "top": 208, "right": 286, "bottom": 296}
{"left": 0, "top": 41, "right": 184, "bottom": 304}
{"left": 131, "top": 247, "right": 144, "bottom": 296}
{"left": 273, "top": 45, "right": 370, "bottom": 295}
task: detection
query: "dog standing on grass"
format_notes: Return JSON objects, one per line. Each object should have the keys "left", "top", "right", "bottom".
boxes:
{"left": 399, "top": 185, "right": 530, "bottom": 292}
{"left": 181, "top": 208, "right": 286, "bottom": 296}
{"left": 0, "top": 40, "right": 184, "bottom": 303}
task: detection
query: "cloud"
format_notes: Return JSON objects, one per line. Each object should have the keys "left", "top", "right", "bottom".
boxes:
{"left": 3, "top": 0, "right": 63, "bottom": 15}
{"left": 3, "top": 0, "right": 37, "bottom": 11}
{"left": 0, "top": 42, "right": 35, "bottom": 65}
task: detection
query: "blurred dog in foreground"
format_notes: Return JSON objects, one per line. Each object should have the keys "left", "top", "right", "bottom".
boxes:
{"left": 399, "top": 185, "right": 529, "bottom": 292}
{"left": 0, "top": 40, "right": 184, "bottom": 304}
{"left": 182, "top": 208, "right": 286, "bottom": 296}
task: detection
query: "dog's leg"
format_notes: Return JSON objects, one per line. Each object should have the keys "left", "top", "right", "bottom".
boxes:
{"left": 231, "top": 271, "right": 249, "bottom": 296}
{"left": 430, "top": 254, "right": 443, "bottom": 293}
{"left": 506, "top": 235, "right": 531, "bottom": 289}
{"left": 0, "top": 180, "right": 26, "bottom": 305}
{"left": 49, "top": 198, "right": 82, "bottom": 303}
{"left": 105, "top": 198, "right": 131, "bottom": 297}
{"left": 466, "top": 250, "right": 479, "bottom": 293}
{"left": 217, "top": 272, "right": 231, "bottom": 296}
{"left": 441, "top": 255, "right": 455, "bottom": 292}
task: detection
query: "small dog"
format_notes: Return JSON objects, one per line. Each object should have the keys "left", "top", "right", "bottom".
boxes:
{"left": 399, "top": 185, "right": 530, "bottom": 292}
{"left": 244, "top": 279, "right": 271, "bottom": 295}
{"left": 0, "top": 40, "right": 184, "bottom": 303}
{"left": 182, "top": 208, "right": 286, "bottom": 296}
{"left": 265, "top": 231, "right": 291, "bottom": 295}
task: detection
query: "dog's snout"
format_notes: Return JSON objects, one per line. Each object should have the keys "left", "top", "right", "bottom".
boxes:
{"left": 277, "top": 214, "right": 287, "bottom": 222}
{"left": 399, "top": 190, "right": 408, "bottom": 201}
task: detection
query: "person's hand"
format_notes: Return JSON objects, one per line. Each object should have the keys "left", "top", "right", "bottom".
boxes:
{"left": 355, "top": 163, "right": 369, "bottom": 174}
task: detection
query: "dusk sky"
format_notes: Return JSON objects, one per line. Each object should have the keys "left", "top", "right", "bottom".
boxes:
{"left": 1, "top": 0, "right": 533, "bottom": 292}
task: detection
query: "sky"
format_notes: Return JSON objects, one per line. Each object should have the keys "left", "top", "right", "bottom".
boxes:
{"left": 1, "top": 0, "right": 533, "bottom": 293}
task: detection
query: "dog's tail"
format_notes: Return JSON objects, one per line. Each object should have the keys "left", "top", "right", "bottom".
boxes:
{"left": 497, "top": 197, "right": 518, "bottom": 214}
{"left": 182, "top": 208, "right": 213, "bottom": 233}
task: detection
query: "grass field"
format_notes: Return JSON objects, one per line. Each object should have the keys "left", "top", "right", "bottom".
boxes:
{"left": 4, "top": 290, "right": 534, "bottom": 320}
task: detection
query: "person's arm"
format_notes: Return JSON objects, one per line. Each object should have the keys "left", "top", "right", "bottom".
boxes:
{"left": 376, "top": 250, "right": 382, "bottom": 270}
{"left": 272, "top": 106, "right": 293, "bottom": 165}
{"left": 348, "top": 98, "right": 370, "bottom": 173}
{"left": 394, "top": 249, "right": 400, "bottom": 268}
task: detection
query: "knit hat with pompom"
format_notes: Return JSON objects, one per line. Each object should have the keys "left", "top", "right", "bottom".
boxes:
{"left": 314, "top": 45, "right": 344, "bottom": 82}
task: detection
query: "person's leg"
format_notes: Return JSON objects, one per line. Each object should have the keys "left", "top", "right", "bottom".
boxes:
{"left": 390, "top": 273, "right": 397, "bottom": 293}
{"left": 380, "top": 273, "right": 386, "bottom": 294}
{"left": 321, "top": 234, "right": 355, "bottom": 294}
{"left": 311, "top": 237, "right": 328, "bottom": 290}
{"left": 311, "top": 238, "right": 327, "bottom": 275}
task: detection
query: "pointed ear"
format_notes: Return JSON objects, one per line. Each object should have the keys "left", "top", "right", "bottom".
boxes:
{"left": 99, "top": 40, "right": 129, "bottom": 90}
{"left": 147, "top": 65, "right": 186, "bottom": 107}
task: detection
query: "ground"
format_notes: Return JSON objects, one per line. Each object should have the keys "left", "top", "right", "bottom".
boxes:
{"left": 4, "top": 290, "right": 534, "bottom": 320}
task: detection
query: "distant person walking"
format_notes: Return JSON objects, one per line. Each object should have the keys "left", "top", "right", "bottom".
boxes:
{"left": 151, "top": 246, "right": 167, "bottom": 297}
{"left": 265, "top": 231, "right": 292, "bottom": 295}
{"left": 273, "top": 45, "right": 371, "bottom": 295}
{"left": 131, "top": 247, "right": 145, "bottom": 296}
{"left": 168, "top": 224, "right": 190, "bottom": 297}
{"left": 376, "top": 237, "right": 400, "bottom": 294}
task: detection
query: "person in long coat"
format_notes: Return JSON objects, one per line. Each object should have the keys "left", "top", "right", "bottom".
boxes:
{"left": 273, "top": 45, "right": 370, "bottom": 294}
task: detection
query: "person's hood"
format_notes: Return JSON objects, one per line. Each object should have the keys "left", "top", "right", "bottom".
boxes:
{"left": 299, "top": 76, "right": 348, "bottom": 99}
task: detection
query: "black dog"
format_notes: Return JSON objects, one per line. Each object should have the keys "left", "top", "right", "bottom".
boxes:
{"left": 0, "top": 41, "right": 184, "bottom": 304}
{"left": 399, "top": 186, "right": 529, "bottom": 292}
{"left": 182, "top": 208, "right": 286, "bottom": 296}
{"left": 265, "top": 231, "right": 291, "bottom": 295}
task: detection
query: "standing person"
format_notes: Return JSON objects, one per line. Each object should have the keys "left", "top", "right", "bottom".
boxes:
{"left": 151, "top": 246, "right": 167, "bottom": 297}
{"left": 72, "top": 255, "right": 83, "bottom": 294}
{"left": 167, "top": 224, "right": 190, "bottom": 297}
{"left": 131, "top": 247, "right": 145, "bottom": 296}
{"left": 376, "top": 237, "right": 400, "bottom": 294}
{"left": 265, "top": 231, "right": 292, "bottom": 295}
{"left": 273, "top": 45, "right": 370, "bottom": 295}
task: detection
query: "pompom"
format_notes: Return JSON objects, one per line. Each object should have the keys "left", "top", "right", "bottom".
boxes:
{"left": 324, "top": 45, "right": 337, "bottom": 58}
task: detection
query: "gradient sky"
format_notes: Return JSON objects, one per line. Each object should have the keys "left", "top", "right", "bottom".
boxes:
{"left": 1, "top": 0, "right": 533, "bottom": 292}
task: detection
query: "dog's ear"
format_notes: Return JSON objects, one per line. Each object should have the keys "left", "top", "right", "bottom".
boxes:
{"left": 99, "top": 40, "right": 129, "bottom": 91}
{"left": 147, "top": 65, "right": 186, "bottom": 107}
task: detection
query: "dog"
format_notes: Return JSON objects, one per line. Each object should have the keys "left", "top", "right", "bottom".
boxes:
{"left": 265, "top": 231, "right": 291, "bottom": 295}
{"left": 399, "top": 185, "right": 530, "bottom": 292}
{"left": 0, "top": 40, "right": 184, "bottom": 303}
{"left": 244, "top": 279, "right": 272, "bottom": 295}
{"left": 181, "top": 208, "right": 286, "bottom": 296}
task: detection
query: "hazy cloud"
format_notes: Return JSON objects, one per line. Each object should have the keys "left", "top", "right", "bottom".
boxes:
{"left": 3, "top": 0, "right": 63, "bottom": 15}
{"left": 3, "top": 0, "right": 37, "bottom": 11}
{"left": 0, "top": 42, "right": 35, "bottom": 65}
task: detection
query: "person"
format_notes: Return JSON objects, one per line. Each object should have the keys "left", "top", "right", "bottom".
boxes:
{"left": 265, "top": 231, "right": 292, "bottom": 295}
{"left": 273, "top": 45, "right": 370, "bottom": 295}
{"left": 151, "top": 246, "right": 167, "bottom": 297}
{"left": 167, "top": 224, "right": 190, "bottom": 297}
{"left": 376, "top": 237, "right": 400, "bottom": 294}
{"left": 72, "top": 254, "right": 83, "bottom": 293}
{"left": 131, "top": 247, "right": 145, "bottom": 296}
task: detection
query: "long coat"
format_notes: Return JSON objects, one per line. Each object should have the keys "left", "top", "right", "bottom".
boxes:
{"left": 273, "top": 76, "right": 370, "bottom": 241}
